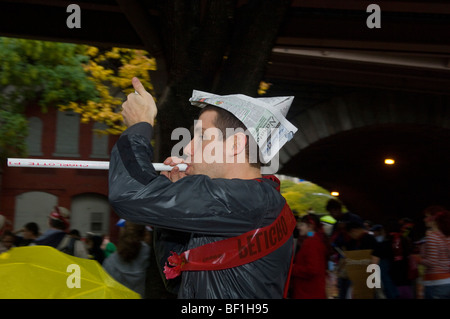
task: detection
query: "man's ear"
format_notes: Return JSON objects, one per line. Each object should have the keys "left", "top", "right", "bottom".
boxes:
{"left": 234, "top": 132, "right": 247, "bottom": 155}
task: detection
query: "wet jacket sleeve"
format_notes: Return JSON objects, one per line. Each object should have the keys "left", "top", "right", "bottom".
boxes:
{"left": 108, "top": 122, "right": 276, "bottom": 236}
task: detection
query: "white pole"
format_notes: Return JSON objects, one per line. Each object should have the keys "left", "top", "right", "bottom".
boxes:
{"left": 7, "top": 158, "right": 187, "bottom": 171}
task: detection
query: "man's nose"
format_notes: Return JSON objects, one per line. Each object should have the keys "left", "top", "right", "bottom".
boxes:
{"left": 183, "top": 139, "right": 194, "bottom": 158}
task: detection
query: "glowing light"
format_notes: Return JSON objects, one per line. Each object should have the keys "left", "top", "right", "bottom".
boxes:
{"left": 331, "top": 191, "right": 339, "bottom": 197}
{"left": 384, "top": 158, "right": 395, "bottom": 165}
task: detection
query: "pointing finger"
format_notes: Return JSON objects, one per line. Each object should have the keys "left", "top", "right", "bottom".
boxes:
{"left": 132, "top": 77, "right": 147, "bottom": 96}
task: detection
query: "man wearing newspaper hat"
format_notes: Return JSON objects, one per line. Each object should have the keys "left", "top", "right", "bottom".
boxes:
{"left": 109, "top": 77, "right": 298, "bottom": 298}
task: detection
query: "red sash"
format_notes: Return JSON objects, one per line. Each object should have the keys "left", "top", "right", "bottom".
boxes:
{"left": 163, "top": 176, "right": 296, "bottom": 284}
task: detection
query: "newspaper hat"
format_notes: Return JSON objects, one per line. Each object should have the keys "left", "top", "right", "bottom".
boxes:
{"left": 189, "top": 90, "right": 297, "bottom": 163}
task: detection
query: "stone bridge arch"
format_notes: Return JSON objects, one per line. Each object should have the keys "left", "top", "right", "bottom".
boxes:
{"left": 280, "top": 91, "right": 450, "bottom": 167}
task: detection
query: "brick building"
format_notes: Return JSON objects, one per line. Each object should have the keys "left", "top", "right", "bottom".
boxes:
{"left": 0, "top": 105, "right": 121, "bottom": 242}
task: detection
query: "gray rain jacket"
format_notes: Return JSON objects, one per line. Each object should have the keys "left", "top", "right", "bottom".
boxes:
{"left": 108, "top": 122, "right": 293, "bottom": 299}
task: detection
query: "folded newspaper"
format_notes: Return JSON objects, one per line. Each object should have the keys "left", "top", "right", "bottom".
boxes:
{"left": 189, "top": 90, "right": 298, "bottom": 163}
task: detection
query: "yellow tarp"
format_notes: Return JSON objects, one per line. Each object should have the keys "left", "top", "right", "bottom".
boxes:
{"left": 0, "top": 246, "right": 140, "bottom": 299}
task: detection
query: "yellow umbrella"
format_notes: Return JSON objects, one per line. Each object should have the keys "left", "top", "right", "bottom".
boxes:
{"left": 0, "top": 246, "right": 140, "bottom": 299}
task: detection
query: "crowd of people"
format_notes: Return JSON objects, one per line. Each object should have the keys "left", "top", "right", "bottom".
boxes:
{"left": 289, "top": 200, "right": 450, "bottom": 299}
{"left": 0, "top": 200, "right": 449, "bottom": 299}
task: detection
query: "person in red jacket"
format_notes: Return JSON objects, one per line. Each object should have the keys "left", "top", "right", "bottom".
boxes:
{"left": 291, "top": 213, "right": 329, "bottom": 299}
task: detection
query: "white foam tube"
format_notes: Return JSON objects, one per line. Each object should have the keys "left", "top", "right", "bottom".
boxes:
{"left": 7, "top": 158, "right": 187, "bottom": 171}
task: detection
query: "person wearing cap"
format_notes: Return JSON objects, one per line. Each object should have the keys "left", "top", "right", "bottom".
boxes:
{"left": 35, "top": 206, "right": 71, "bottom": 248}
{"left": 35, "top": 207, "right": 90, "bottom": 259}
{"left": 108, "top": 77, "right": 297, "bottom": 299}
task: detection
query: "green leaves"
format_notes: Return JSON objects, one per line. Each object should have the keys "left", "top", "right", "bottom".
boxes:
{"left": 0, "top": 109, "right": 28, "bottom": 159}
{"left": 0, "top": 37, "right": 98, "bottom": 112}
{"left": 0, "top": 37, "right": 100, "bottom": 159}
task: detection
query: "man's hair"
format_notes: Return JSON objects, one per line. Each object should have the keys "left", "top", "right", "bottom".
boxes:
{"left": 199, "top": 105, "right": 261, "bottom": 168}
{"left": 117, "top": 222, "right": 146, "bottom": 262}
{"left": 49, "top": 218, "right": 67, "bottom": 230}
{"left": 24, "top": 222, "right": 39, "bottom": 236}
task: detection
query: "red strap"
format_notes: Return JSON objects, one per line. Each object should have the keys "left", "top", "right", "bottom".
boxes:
{"left": 283, "top": 241, "right": 295, "bottom": 298}
{"left": 255, "top": 175, "right": 281, "bottom": 191}
{"left": 164, "top": 203, "right": 296, "bottom": 279}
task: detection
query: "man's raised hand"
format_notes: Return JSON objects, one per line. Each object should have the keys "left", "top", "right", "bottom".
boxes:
{"left": 121, "top": 77, "right": 157, "bottom": 127}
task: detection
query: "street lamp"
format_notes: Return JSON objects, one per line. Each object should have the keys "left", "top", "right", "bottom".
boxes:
{"left": 331, "top": 191, "right": 339, "bottom": 197}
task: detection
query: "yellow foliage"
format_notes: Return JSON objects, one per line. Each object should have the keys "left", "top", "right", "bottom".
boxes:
{"left": 85, "top": 46, "right": 99, "bottom": 57}
{"left": 258, "top": 81, "right": 272, "bottom": 95}
{"left": 58, "top": 46, "right": 157, "bottom": 135}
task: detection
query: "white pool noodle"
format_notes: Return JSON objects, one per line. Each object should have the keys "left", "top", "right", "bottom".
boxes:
{"left": 7, "top": 158, "right": 187, "bottom": 171}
